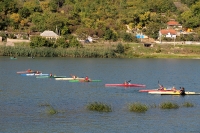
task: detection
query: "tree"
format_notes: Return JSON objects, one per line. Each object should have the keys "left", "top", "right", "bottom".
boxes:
{"left": 145, "top": 22, "right": 161, "bottom": 40}
{"left": 19, "top": 7, "right": 31, "bottom": 18}
{"left": 55, "top": 37, "right": 69, "bottom": 48}
{"left": 181, "top": 1, "right": 200, "bottom": 28}
{"left": 115, "top": 43, "right": 124, "bottom": 54}
{"left": 69, "top": 36, "right": 82, "bottom": 47}
{"left": 30, "top": 36, "right": 53, "bottom": 48}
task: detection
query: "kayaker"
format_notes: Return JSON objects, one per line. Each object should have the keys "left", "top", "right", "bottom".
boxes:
{"left": 124, "top": 80, "right": 130, "bottom": 85}
{"left": 180, "top": 87, "right": 186, "bottom": 95}
{"left": 50, "top": 73, "right": 53, "bottom": 77}
{"left": 158, "top": 84, "right": 164, "bottom": 90}
{"left": 71, "top": 74, "right": 77, "bottom": 79}
{"left": 172, "top": 86, "right": 176, "bottom": 91}
{"left": 85, "top": 76, "right": 90, "bottom": 82}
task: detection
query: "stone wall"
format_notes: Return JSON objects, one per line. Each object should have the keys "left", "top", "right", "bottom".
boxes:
{"left": 7, "top": 38, "right": 30, "bottom": 43}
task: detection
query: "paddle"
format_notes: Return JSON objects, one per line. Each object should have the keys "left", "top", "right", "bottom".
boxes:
{"left": 128, "top": 80, "right": 131, "bottom": 83}
{"left": 158, "top": 80, "right": 162, "bottom": 90}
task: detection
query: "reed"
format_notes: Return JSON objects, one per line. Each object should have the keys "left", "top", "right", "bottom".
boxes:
{"left": 87, "top": 102, "right": 112, "bottom": 112}
{"left": 159, "top": 102, "right": 179, "bottom": 109}
{"left": 39, "top": 103, "right": 57, "bottom": 115}
{"left": 46, "top": 105, "right": 57, "bottom": 115}
{"left": 128, "top": 102, "right": 148, "bottom": 113}
{"left": 182, "top": 102, "right": 194, "bottom": 107}
{"left": 0, "top": 45, "right": 118, "bottom": 58}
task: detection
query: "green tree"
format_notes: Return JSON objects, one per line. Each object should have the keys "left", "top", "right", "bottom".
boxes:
{"left": 30, "top": 36, "right": 54, "bottom": 48}
{"left": 144, "top": 22, "right": 161, "bottom": 40}
{"left": 19, "top": 7, "right": 31, "bottom": 18}
{"left": 181, "top": 1, "right": 200, "bottom": 28}
{"left": 29, "top": 12, "right": 47, "bottom": 32}
{"left": 115, "top": 43, "right": 124, "bottom": 54}
{"left": 69, "top": 36, "right": 82, "bottom": 47}
{"left": 55, "top": 37, "right": 69, "bottom": 48}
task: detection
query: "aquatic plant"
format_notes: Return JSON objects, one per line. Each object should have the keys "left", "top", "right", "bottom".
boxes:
{"left": 128, "top": 102, "right": 148, "bottom": 113}
{"left": 46, "top": 106, "right": 57, "bottom": 115}
{"left": 87, "top": 102, "right": 112, "bottom": 112}
{"left": 159, "top": 102, "right": 179, "bottom": 109}
{"left": 39, "top": 103, "right": 57, "bottom": 115}
{"left": 182, "top": 102, "right": 194, "bottom": 107}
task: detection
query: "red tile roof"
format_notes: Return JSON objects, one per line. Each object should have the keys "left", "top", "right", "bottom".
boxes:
{"left": 160, "top": 29, "right": 176, "bottom": 35}
{"left": 167, "top": 20, "right": 180, "bottom": 26}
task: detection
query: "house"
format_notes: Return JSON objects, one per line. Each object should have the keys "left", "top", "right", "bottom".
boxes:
{"left": 167, "top": 19, "right": 182, "bottom": 31}
{"left": 40, "top": 30, "right": 59, "bottom": 40}
{"left": 159, "top": 29, "right": 177, "bottom": 38}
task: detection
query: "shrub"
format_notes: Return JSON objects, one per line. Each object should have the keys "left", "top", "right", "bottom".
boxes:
{"left": 46, "top": 106, "right": 57, "bottom": 115}
{"left": 182, "top": 102, "right": 194, "bottom": 107}
{"left": 115, "top": 43, "right": 124, "bottom": 54}
{"left": 128, "top": 102, "right": 148, "bottom": 113}
{"left": 159, "top": 102, "right": 179, "bottom": 109}
{"left": 87, "top": 102, "right": 112, "bottom": 112}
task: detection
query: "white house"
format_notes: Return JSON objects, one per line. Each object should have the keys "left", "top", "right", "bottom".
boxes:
{"left": 159, "top": 29, "right": 177, "bottom": 38}
{"left": 40, "top": 30, "right": 59, "bottom": 40}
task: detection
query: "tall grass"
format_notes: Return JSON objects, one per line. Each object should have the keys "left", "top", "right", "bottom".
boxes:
{"left": 87, "top": 102, "right": 112, "bottom": 112}
{"left": 0, "top": 45, "right": 117, "bottom": 58}
{"left": 159, "top": 102, "right": 179, "bottom": 109}
{"left": 39, "top": 103, "right": 57, "bottom": 115}
{"left": 128, "top": 102, "right": 148, "bottom": 113}
{"left": 182, "top": 102, "right": 194, "bottom": 107}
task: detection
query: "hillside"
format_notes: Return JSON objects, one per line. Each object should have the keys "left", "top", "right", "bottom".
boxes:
{"left": 0, "top": 0, "right": 200, "bottom": 43}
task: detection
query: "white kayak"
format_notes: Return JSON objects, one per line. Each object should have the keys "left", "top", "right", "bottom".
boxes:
{"left": 148, "top": 91, "right": 200, "bottom": 95}
{"left": 21, "top": 73, "right": 49, "bottom": 76}
{"left": 55, "top": 77, "right": 84, "bottom": 80}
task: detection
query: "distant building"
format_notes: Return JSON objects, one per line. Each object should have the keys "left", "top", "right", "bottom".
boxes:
{"left": 159, "top": 29, "right": 177, "bottom": 38}
{"left": 40, "top": 30, "right": 59, "bottom": 40}
{"left": 167, "top": 19, "right": 182, "bottom": 30}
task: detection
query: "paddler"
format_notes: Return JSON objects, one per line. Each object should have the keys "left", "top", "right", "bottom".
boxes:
{"left": 84, "top": 76, "right": 90, "bottom": 82}
{"left": 158, "top": 84, "right": 164, "bottom": 90}
{"left": 180, "top": 87, "right": 186, "bottom": 95}
{"left": 71, "top": 74, "right": 77, "bottom": 80}
{"left": 171, "top": 86, "right": 176, "bottom": 91}
{"left": 124, "top": 80, "right": 130, "bottom": 85}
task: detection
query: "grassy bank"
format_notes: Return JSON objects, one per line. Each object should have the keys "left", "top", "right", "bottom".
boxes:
{"left": 1, "top": 42, "right": 200, "bottom": 58}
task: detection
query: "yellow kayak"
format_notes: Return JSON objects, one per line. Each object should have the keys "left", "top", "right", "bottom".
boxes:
{"left": 149, "top": 91, "right": 200, "bottom": 95}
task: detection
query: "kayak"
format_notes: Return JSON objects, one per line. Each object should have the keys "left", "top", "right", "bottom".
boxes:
{"left": 105, "top": 84, "right": 146, "bottom": 87}
{"left": 148, "top": 91, "right": 200, "bottom": 95}
{"left": 69, "top": 79, "right": 101, "bottom": 82}
{"left": 36, "top": 75, "right": 67, "bottom": 78}
{"left": 139, "top": 89, "right": 174, "bottom": 92}
{"left": 10, "top": 57, "right": 17, "bottom": 59}
{"left": 55, "top": 77, "right": 85, "bottom": 80}
{"left": 21, "top": 73, "right": 49, "bottom": 76}
{"left": 17, "top": 71, "right": 42, "bottom": 74}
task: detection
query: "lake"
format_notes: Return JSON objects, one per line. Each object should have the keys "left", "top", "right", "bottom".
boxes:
{"left": 0, "top": 57, "right": 200, "bottom": 133}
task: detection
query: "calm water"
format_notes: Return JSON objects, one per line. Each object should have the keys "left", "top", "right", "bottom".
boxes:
{"left": 1, "top": 57, "right": 200, "bottom": 133}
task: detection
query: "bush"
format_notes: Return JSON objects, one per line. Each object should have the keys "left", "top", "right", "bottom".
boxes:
{"left": 87, "top": 102, "right": 112, "bottom": 112}
{"left": 115, "top": 43, "right": 124, "bottom": 54}
{"left": 159, "top": 102, "right": 179, "bottom": 109}
{"left": 182, "top": 102, "right": 194, "bottom": 107}
{"left": 128, "top": 102, "right": 148, "bottom": 113}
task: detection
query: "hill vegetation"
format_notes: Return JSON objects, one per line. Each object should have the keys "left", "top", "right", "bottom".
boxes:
{"left": 0, "top": 0, "right": 200, "bottom": 58}
{"left": 0, "top": 0, "right": 199, "bottom": 42}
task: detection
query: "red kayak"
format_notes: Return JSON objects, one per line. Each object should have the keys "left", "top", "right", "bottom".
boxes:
{"left": 105, "top": 84, "right": 146, "bottom": 87}
{"left": 17, "top": 70, "right": 42, "bottom": 74}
